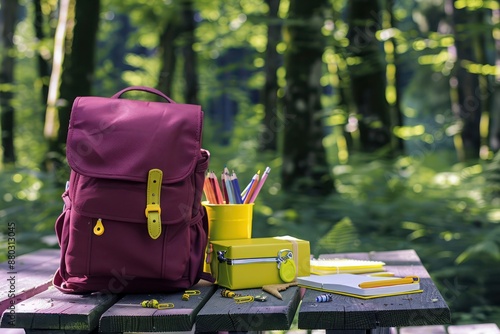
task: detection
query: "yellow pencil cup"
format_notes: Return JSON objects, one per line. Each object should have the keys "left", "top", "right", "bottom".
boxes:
{"left": 202, "top": 202, "right": 254, "bottom": 241}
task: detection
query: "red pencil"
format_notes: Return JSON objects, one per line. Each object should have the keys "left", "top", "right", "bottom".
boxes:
{"left": 203, "top": 176, "right": 216, "bottom": 203}
{"left": 210, "top": 171, "right": 224, "bottom": 204}
{"left": 221, "top": 172, "right": 229, "bottom": 204}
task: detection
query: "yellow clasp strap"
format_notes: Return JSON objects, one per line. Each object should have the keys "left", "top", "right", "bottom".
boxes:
{"left": 146, "top": 169, "right": 163, "bottom": 239}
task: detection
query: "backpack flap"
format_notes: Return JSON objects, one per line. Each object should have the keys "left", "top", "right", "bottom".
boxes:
{"left": 66, "top": 94, "right": 208, "bottom": 228}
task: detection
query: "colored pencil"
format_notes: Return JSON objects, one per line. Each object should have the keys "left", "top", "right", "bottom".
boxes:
{"left": 243, "top": 170, "right": 260, "bottom": 204}
{"left": 224, "top": 168, "right": 235, "bottom": 204}
{"left": 248, "top": 166, "right": 271, "bottom": 203}
{"left": 231, "top": 171, "right": 243, "bottom": 204}
{"left": 240, "top": 181, "right": 251, "bottom": 199}
{"left": 221, "top": 172, "right": 229, "bottom": 204}
{"left": 211, "top": 171, "right": 224, "bottom": 204}
{"left": 203, "top": 175, "right": 216, "bottom": 204}
{"left": 208, "top": 172, "right": 219, "bottom": 204}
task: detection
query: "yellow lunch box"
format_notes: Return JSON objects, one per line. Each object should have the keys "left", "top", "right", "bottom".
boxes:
{"left": 208, "top": 236, "right": 310, "bottom": 290}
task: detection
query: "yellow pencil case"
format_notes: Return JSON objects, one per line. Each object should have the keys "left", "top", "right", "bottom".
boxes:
{"left": 209, "top": 236, "right": 310, "bottom": 290}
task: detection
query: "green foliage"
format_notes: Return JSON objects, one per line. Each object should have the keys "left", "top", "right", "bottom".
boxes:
{"left": 0, "top": 167, "right": 64, "bottom": 260}
{"left": 315, "top": 217, "right": 359, "bottom": 254}
{"left": 483, "top": 151, "right": 500, "bottom": 201}
{"left": 3, "top": 0, "right": 500, "bottom": 327}
{"left": 454, "top": 306, "right": 500, "bottom": 326}
{"left": 0, "top": 25, "right": 64, "bottom": 260}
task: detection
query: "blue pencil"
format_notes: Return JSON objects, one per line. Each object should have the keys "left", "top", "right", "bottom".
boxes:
{"left": 231, "top": 171, "right": 243, "bottom": 204}
{"left": 224, "top": 167, "right": 235, "bottom": 204}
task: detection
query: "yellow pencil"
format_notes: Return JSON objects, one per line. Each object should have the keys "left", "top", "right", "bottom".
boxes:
{"left": 358, "top": 276, "right": 419, "bottom": 289}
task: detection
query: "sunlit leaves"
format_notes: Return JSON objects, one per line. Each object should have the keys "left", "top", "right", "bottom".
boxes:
{"left": 393, "top": 125, "right": 426, "bottom": 139}
{"left": 278, "top": 0, "right": 289, "bottom": 18}
{"left": 456, "top": 239, "right": 500, "bottom": 264}
{"left": 248, "top": 32, "right": 267, "bottom": 52}
{"left": 195, "top": 0, "right": 269, "bottom": 60}
{"left": 464, "top": 62, "right": 500, "bottom": 76}
{"left": 315, "top": 217, "right": 359, "bottom": 254}
{"left": 455, "top": 0, "right": 497, "bottom": 10}
{"left": 122, "top": 54, "right": 161, "bottom": 87}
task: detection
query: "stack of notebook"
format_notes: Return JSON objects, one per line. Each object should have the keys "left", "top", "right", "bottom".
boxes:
{"left": 310, "top": 258, "right": 386, "bottom": 275}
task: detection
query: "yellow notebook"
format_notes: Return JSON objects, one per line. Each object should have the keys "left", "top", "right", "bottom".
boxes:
{"left": 310, "top": 258, "right": 386, "bottom": 275}
{"left": 297, "top": 273, "right": 422, "bottom": 299}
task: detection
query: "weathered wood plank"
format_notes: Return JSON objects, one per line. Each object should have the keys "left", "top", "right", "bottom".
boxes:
{"left": 0, "top": 287, "right": 118, "bottom": 332}
{"left": 195, "top": 285, "right": 302, "bottom": 332}
{"left": 447, "top": 323, "right": 500, "bottom": 334}
{"left": 324, "top": 329, "right": 394, "bottom": 334}
{"left": 24, "top": 330, "right": 100, "bottom": 334}
{"left": 398, "top": 325, "right": 447, "bottom": 333}
{"left": 370, "top": 251, "right": 450, "bottom": 328}
{"left": 0, "top": 329, "right": 26, "bottom": 333}
{"left": 368, "top": 249, "right": 422, "bottom": 264}
{"left": 98, "top": 281, "right": 216, "bottom": 333}
{"left": 298, "top": 250, "right": 451, "bottom": 331}
{"left": 0, "top": 249, "right": 60, "bottom": 315}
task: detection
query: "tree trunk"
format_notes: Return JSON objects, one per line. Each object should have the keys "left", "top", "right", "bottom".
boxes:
{"left": 157, "top": 13, "right": 181, "bottom": 99}
{"left": 489, "top": 4, "right": 500, "bottom": 153}
{"left": 282, "top": 0, "right": 334, "bottom": 196}
{"left": 346, "top": 0, "right": 392, "bottom": 154}
{"left": 157, "top": 2, "right": 198, "bottom": 104}
{"left": 57, "top": 0, "right": 100, "bottom": 150}
{"left": 181, "top": 0, "right": 198, "bottom": 105}
{"left": 0, "top": 0, "right": 19, "bottom": 164}
{"left": 44, "top": 0, "right": 70, "bottom": 145}
{"left": 259, "top": 0, "right": 281, "bottom": 152}
{"left": 34, "top": 0, "right": 50, "bottom": 105}
{"left": 386, "top": 0, "right": 404, "bottom": 153}
{"left": 449, "top": 0, "right": 482, "bottom": 160}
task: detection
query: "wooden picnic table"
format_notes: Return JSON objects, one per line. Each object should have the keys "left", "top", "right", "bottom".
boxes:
{"left": 0, "top": 248, "right": 453, "bottom": 333}
{"left": 298, "top": 249, "right": 451, "bottom": 333}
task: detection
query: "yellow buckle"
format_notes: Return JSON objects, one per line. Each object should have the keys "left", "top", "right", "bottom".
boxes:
{"left": 145, "top": 204, "right": 161, "bottom": 217}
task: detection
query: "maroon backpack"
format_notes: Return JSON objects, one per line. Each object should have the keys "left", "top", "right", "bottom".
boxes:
{"left": 53, "top": 86, "right": 211, "bottom": 294}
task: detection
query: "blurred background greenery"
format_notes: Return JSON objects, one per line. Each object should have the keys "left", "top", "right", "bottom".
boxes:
{"left": 2, "top": 0, "right": 500, "bottom": 327}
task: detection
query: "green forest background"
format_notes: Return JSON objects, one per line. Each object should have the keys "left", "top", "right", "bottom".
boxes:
{"left": 2, "top": 0, "right": 500, "bottom": 328}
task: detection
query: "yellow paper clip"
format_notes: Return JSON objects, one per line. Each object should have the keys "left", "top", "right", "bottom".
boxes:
{"left": 141, "top": 299, "right": 174, "bottom": 309}
{"left": 157, "top": 302, "right": 175, "bottom": 309}
{"left": 182, "top": 290, "right": 200, "bottom": 301}
{"left": 234, "top": 295, "right": 254, "bottom": 304}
